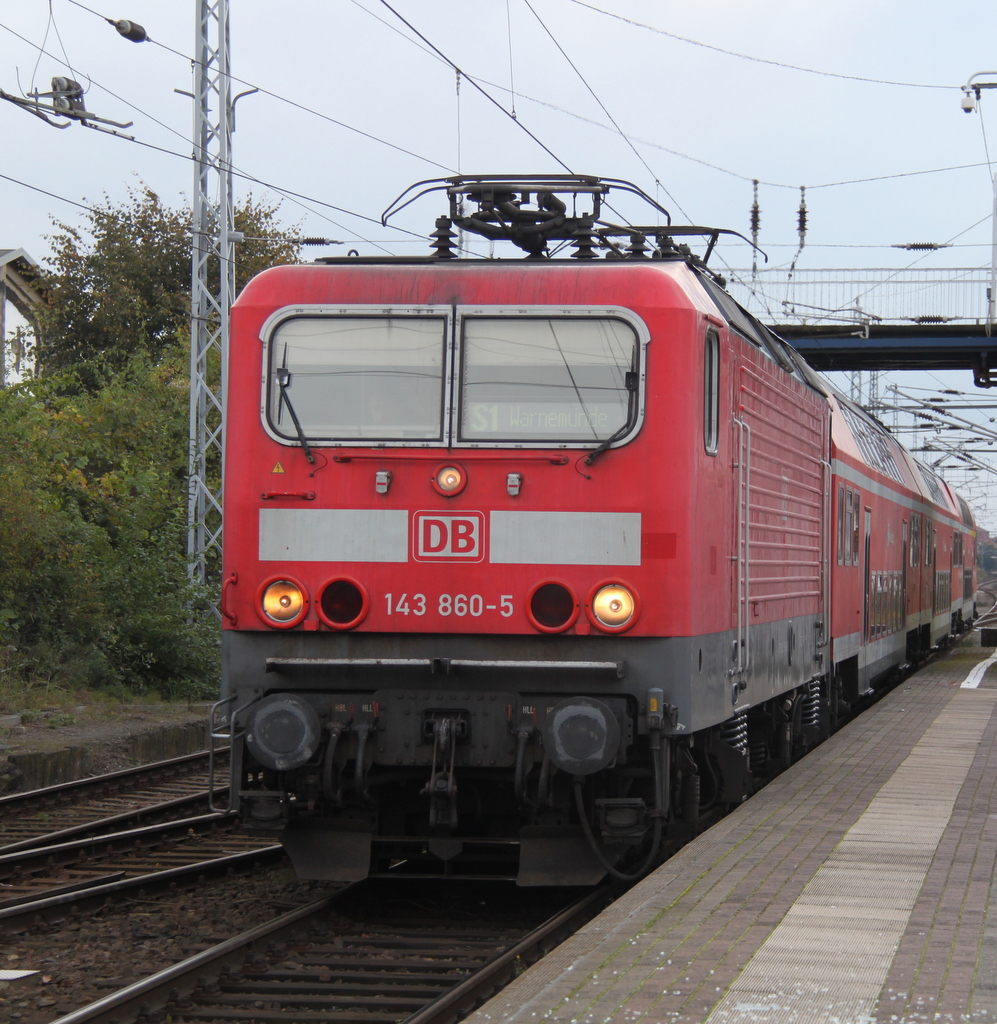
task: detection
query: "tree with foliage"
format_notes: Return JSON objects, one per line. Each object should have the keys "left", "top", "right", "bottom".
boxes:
{"left": 34, "top": 185, "right": 301, "bottom": 385}
{"left": 0, "top": 188, "right": 300, "bottom": 706}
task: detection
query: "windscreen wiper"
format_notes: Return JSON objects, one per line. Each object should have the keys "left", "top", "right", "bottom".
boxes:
{"left": 584, "top": 419, "right": 630, "bottom": 467}
{"left": 584, "top": 371, "right": 638, "bottom": 467}
{"left": 276, "top": 368, "right": 316, "bottom": 465}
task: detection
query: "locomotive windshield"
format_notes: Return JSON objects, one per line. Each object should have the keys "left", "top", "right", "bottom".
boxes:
{"left": 263, "top": 309, "right": 643, "bottom": 447}
{"left": 267, "top": 316, "right": 447, "bottom": 441}
{"left": 459, "top": 317, "right": 637, "bottom": 442}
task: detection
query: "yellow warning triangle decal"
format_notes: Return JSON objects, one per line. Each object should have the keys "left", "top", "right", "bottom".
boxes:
{"left": 272, "top": 462, "right": 285, "bottom": 474}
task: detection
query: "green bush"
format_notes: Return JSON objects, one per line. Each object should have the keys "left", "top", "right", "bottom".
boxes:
{"left": 0, "top": 360, "right": 219, "bottom": 709}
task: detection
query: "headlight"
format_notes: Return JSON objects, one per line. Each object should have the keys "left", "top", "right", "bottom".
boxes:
{"left": 588, "top": 583, "right": 639, "bottom": 631}
{"left": 257, "top": 577, "right": 308, "bottom": 627}
{"left": 246, "top": 694, "right": 321, "bottom": 771}
{"left": 432, "top": 463, "right": 466, "bottom": 496}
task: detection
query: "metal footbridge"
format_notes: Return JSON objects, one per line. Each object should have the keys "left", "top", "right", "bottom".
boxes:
{"left": 727, "top": 268, "right": 997, "bottom": 385}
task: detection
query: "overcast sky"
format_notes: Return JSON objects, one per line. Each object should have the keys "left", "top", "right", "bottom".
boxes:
{"left": 4, "top": 0, "right": 997, "bottom": 521}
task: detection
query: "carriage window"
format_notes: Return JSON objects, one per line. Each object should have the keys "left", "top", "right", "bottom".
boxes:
{"left": 852, "top": 490, "right": 860, "bottom": 564}
{"left": 460, "top": 317, "right": 638, "bottom": 442}
{"left": 837, "top": 484, "right": 845, "bottom": 565}
{"left": 266, "top": 316, "right": 446, "bottom": 441}
{"left": 845, "top": 489, "right": 853, "bottom": 566}
{"left": 704, "top": 329, "right": 720, "bottom": 454}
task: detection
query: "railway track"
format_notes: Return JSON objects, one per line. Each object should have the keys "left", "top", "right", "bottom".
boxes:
{"left": 0, "top": 748, "right": 286, "bottom": 933}
{"left": 0, "top": 813, "right": 278, "bottom": 918}
{"left": 49, "top": 879, "right": 609, "bottom": 1024}
{"left": 0, "top": 749, "right": 227, "bottom": 849}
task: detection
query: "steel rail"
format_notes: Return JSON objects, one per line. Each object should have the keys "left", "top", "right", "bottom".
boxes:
{"left": 0, "top": 844, "right": 283, "bottom": 932}
{"left": 46, "top": 883, "right": 608, "bottom": 1024}
{"left": 0, "top": 809, "right": 232, "bottom": 881}
{"left": 0, "top": 747, "right": 224, "bottom": 812}
{"left": 0, "top": 789, "right": 228, "bottom": 854}
{"left": 47, "top": 890, "right": 344, "bottom": 1024}
{"left": 402, "top": 886, "right": 611, "bottom": 1024}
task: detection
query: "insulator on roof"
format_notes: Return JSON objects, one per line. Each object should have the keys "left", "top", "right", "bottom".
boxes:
{"left": 570, "top": 217, "right": 597, "bottom": 260}
{"left": 626, "top": 234, "right": 650, "bottom": 259}
{"left": 429, "top": 217, "right": 458, "bottom": 259}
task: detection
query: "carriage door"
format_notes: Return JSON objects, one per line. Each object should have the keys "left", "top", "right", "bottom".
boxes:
{"left": 902, "top": 520, "right": 908, "bottom": 632}
{"left": 863, "top": 508, "right": 872, "bottom": 640}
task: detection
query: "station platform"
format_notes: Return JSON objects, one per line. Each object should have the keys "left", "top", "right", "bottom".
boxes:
{"left": 467, "top": 635, "right": 997, "bottom": 1024}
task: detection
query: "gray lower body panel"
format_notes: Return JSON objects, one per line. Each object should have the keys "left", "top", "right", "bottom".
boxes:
{"left": 223, "top": 616, "right": 825, "bottom": 738}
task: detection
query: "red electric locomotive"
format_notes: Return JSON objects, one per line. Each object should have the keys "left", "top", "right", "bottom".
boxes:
{"left": 217, "top": 176, "right": 975, "bottom": 885}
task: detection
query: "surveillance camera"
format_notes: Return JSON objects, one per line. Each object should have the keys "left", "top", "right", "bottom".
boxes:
{"left": 962, "top": 89, "right": 978, "bottom": 113}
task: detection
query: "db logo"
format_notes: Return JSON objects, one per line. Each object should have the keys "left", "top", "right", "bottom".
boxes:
{"left": 413, "top": 511, "right": 485, "bottom": 561}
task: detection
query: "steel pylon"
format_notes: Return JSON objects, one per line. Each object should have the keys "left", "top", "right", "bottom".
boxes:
{"left": 187, "top": 0, "right": 234, "bottom": 593}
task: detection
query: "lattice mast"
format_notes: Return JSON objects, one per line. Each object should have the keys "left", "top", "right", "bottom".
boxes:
{"left": 187, "top": 0, "right": 236, "bottom": 588}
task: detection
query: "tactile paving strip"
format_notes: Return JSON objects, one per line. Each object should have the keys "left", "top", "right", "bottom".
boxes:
{"left": 704, "top": 689, "right": 997, "bottom": 1024}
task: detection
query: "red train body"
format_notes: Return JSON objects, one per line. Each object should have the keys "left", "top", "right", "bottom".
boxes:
{"left": 218, "top": 178, "right": 975, "bottom": 884}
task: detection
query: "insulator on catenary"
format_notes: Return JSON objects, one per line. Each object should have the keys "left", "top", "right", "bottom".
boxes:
{"left": 893, "top": 242, "right": 949, "bottom": 251}
{"left": 797, "top": 185, "right": 807, "bottom": 248}
{"left": 112, "top": 19, "right": 147, "bottom": 43}
{"left": 750, "top": 179, "right": 760, "bottom": 238}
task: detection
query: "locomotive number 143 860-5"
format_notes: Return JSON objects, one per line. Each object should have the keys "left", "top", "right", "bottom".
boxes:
{"left": 384, "top": 593, "right": 515, "bottom": 617}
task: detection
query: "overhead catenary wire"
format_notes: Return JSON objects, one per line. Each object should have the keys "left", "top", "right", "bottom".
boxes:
{"left": 565, "top": 0, "right": 956, "bottom": 91}
{"left": 39, "top": 4, "right": 996, "bottom": 198}
{"left": 505, "top": 0, "right": 517, "bottom": 120}
{"left": 30, "top": 0, "right": 78, "bottom": 94}
{"left": 0, "top": 170, "right": 91, "bottom": 211}
{"left": 24, "top": 4, "right": 456, "bottom": 175}
{"left": 0, "top": 169, "right": 312, "bottom": 280}
{"left": 7, "top": 4, "right": 996, "bottom": 266}
{"left": 12, "top": 2, "right": 513, "bottom": 255}
{"left": 0, "top": 19, "right": 439, "bottom": 253}
{"left": 374, "top": 0, "right": 574, "bottom": 173}
{"left": 521, "top": 0, "right": 687, "bottom": 217}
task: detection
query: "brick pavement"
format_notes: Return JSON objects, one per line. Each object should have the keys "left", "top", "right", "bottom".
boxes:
{"left": 465, "top": 637, "right": 997, "bottom": 1024}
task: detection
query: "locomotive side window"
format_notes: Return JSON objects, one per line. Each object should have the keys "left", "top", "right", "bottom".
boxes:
{"left": 459, "top": 317, "right": 638, "bottom": 442}
{"left": 704, "top": 328, "right": 720, "bottom": 454}
{"left": 266, "top": 316, "right": 447, "bottom": 441}
{"left": 852, "top": 490, "right": 860, "bottom": 564}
